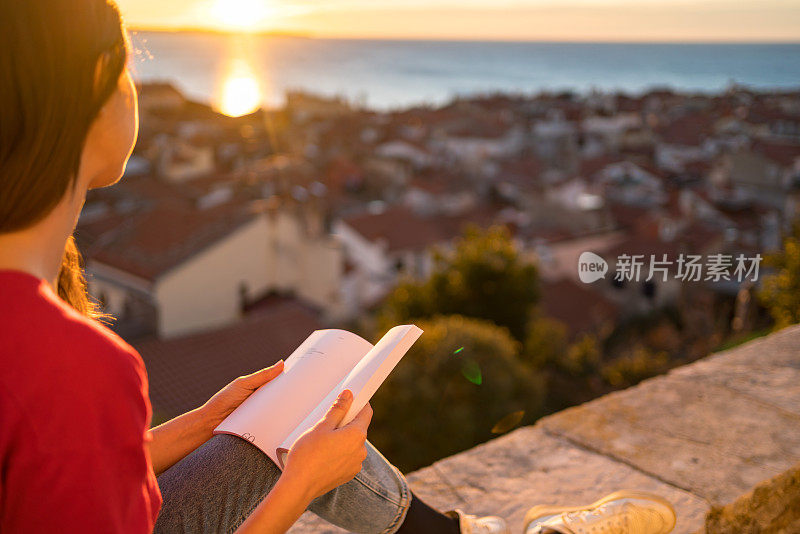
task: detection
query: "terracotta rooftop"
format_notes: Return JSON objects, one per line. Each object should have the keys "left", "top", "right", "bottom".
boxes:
{"left": 341, "top": 205, "right": 449, "bottom": 252}
{"left": 78, "top": 200, "right": 258, "bottom": 281}
{"left": 540, "top": 278, "right": 619, "bottom": 337}
{"left": 679, "top": 222, "right": 726, "bottom": 254}
{"left": 407, "top": 167, "right": 470, "bottom": 196}
{"left": 341, "top": 205, "right": 498, "bottom": 253}
{"left": 657, "top": 114, "right": 716, "bottom": 147}
{"left": 745, "top": 103, "right": 800, "bottom": 126}
{"left": 496, "top": 155, "right": 545, "bottom": 191}
{"left": 579, "top": 154, "right": 623, "bottom": 179}
{"left": 615, "top": 94, "right": 646, "bottom": 113}
{"left": 751, "top": 140, "right": 800, "bottom": 168}
{"left": 607, "top": 203, "right": 656, "bottom": 232}
{"left": 605, "top": 231, "right": 681, "bottom": 262}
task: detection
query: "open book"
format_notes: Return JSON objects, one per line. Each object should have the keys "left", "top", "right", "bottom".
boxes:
{"left": 214, "top": 324, "right": 423, "bottom": 469}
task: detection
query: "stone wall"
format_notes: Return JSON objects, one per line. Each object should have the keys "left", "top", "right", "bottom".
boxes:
{"left": 292, "top": 325, "right": 800, "bottom": 533}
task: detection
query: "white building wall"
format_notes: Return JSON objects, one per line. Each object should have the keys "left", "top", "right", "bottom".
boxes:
{"left": 332, "top": 220, "right": 397, "bottom": 310}
{"left": 263, "top": 210, "right": 345, "bottom": 317}
{"left": 332, "top": 221, "right": 392, "bottom": 277}
{"left": 88, "top": 206, "right": 348, "bottom": 338}
{"left": 155, "top": 215, "right": 271, "bottom": 338}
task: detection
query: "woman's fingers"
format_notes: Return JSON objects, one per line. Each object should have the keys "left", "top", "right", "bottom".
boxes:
{"left": 236, "top": 360, "right": 284, "bottom": 389}
{"left": 321, "top": 389, "right": 354, "bottom": 429}
{"left": 347, "top": 402, "right": 373, "bottom": 434}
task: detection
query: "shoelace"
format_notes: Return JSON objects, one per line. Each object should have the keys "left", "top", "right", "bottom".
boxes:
{"left": 562, "top": 503, "right": 665, "bottom": 534}
{"left": 466, "top": 515, "right": 503, "bottom": 534}
{"left": 475, "top": 519, "right": 498, "bottom": 533}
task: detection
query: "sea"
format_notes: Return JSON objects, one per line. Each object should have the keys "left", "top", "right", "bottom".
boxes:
{"left": 128, "top": 31, "right": 800, "bottom": 113}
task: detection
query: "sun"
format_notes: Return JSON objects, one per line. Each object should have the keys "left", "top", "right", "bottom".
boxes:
{"left": 219, "top": 71, "right": 261, "bottom": 117}
{"left": 218, "top": 58, "right": 263, "bottom": 117}
{"left": 211, "top": 0, "right": 272, "bottom": 32}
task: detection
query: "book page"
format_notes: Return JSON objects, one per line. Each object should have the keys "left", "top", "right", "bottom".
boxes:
{"left": 214, "top": 329, "right": 373, "bottom": 466}
{"left": 276, "top": 324, "right": 423, "bottom": 467}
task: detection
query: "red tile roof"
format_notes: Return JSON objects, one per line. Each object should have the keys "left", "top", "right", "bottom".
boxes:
{"left": 541, "top": 278, "right": 619, "bottom": 337}
{"left": 745, "top": 103, "right": 800, "bottom": 126}
{"left": 751, "top": 140, "right": 800, "bottom": 168}
{"left": 680, "top": 222, "right": 725, "bottom": 254}
{"left": 80, "top": 200, "right": 258, "bottom": 281}
{"left": 135, "top": 297, "right": 323, "bottom": 420}
{"left": 411, "top": 168, "right": 472, "bottom": 194}
{"left": 342, "top": 205, "right": 448, "bottom": 252}
{"left": 325, "top": 156, "right": 365, "bottom": 193}
{"left": 605, "top": 232, "right": 680, "bottom": 260}
{"left": 657, "top": 114, "right": 715, "bottom": 147}
{"left": 615, "top": 94, "right": 645, "bottom": 113}
{"left": 497, "top": 155, "right": 545, "bottom": 190}
{"left": 342, "top": 204, "right": 497, "bottom": 253}
{"left": 408, "top": 177, "right": 450, "bottom": 195}
{"left": 580, "top": 155, "right": 622, "bottom": 179}
{"left": 607, "top": 203, "right": 655, "bottom": 232}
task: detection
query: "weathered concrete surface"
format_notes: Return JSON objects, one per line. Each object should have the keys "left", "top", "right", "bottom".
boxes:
{"left": 291, "top": 325, "right": 800, "bottom": 534}
{"left": 540, "top": 325, "right": 800, "bottom": 507}
{"left": 411, "top": 427, "right": 708, "bottom": 533}
{"left": 292, "top": 427, "right": 707, "bottom": 534}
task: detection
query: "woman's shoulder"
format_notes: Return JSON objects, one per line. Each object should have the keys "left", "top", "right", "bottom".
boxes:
{"left": 0, "top": 271, "right": 151, "bottom": 449}
{"left": 0, "top": 269, "right": 146, "bottom": 390}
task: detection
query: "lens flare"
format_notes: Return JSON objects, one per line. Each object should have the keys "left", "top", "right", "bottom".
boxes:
{"left": 219, "top": 60, "right": 262, "bottom": 117}
{"left": 215, "top": 35, "right": 266, "bottom": 118}
{"left": 491, "top": 411, "right": 525, "bottom": 434}
{"left": 461, "top": 361, "right": 482, "bottom": 385}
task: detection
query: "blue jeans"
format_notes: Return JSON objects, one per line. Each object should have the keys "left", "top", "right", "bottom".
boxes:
{"left": 154, "top": 435, "right": 411, "bottom": 534}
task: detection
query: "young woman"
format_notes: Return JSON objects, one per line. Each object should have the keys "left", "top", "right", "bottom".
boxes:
{"left": 0, "top": 2, "right": 676, "bottom": 533}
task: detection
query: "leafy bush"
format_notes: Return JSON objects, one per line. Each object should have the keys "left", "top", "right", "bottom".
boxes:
{"left": 601, "top": 346, "right": 669, "bottom": 388}
{"left": 561, "top": 334, "right": 602, "bottom": 377}
{"left": 522, "top": 312, "right": 569, "bottom": 369}
{"left": 378, "top": 224, "right": 540, "bottom": 341}
{"left": 368, "top": 314, "right": 545, "bottom": 471}
{"left": 759, "top": 221, "right": 800, "bottom": 329}
{"left": 704, "top": 462, "right": 800, "bottom": 533}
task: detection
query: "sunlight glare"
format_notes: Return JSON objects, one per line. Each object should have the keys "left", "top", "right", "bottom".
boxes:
{"left": 218, "top": 58, "right": 262, "bottom": 117}
{"left": 211, "top": 0, "right": 272, "bottom": 32}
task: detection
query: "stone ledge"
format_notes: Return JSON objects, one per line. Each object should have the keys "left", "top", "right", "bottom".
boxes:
{"left": 539, "top": 325, "right": 800, "bottom": 507}
{"left": 291, "top": 325, "right": 800, "bottom": 533}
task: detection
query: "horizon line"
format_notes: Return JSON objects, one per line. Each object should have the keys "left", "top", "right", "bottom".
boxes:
{"left": 127, "top": 26, "right": 800, "bottom": 46}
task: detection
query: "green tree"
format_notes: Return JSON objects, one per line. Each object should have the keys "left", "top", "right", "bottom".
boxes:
{"left": 368, "top": 314, "right": 544, "bottom": 471}
{"left": 522, "top": 312, "right": 569, "bottom": 369}
{"left": 379, "top": 224, "right": 540, "bottom": 341}
{"left": 602, "top": 346, "right": 669, "bottom": 388}
{"left": 561, "top": 334, "right": 601, "bottom": 377}
{"left": 759, "top": 221, "right": 800, "bottom": 329}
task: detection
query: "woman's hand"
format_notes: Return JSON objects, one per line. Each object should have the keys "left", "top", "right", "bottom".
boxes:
{"left": 150, "top": 361, "right": 285, "bottom": 476}
{"left": 200, "top": 360, "right": 285, "bottom": 431}
{"left": 282, "top": 389, "right": 372, "bottom": 501}
{"left": 234, "top": 391, "right": 371, "bottom": 533}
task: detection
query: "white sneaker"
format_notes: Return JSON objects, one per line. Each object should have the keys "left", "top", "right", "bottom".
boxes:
{"left": 523, "top": 490, "right": 676, "bottom": 534}
{"left": 446, "top": 509, "right": 510, "bottom": 534}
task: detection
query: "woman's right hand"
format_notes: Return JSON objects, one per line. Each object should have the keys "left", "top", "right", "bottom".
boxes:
{"left": 282, "top": 389, "right": 372, "bottom": 501}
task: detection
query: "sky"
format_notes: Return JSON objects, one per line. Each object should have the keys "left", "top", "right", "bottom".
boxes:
{"left": 116, "top": 0, "right": 800, "bottom": 42}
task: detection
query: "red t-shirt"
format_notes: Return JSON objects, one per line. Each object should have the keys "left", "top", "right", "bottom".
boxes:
{"left": 0, "top": 270, "right": 162, "bottom": 532}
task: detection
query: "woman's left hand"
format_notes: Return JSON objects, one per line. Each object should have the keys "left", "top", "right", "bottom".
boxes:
{"left": 199, "top": 360, "right": 285, "bottom": 430}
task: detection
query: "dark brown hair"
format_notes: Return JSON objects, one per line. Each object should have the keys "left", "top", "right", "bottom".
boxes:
{"left": 0, "top": 0, "right": 129, "bottom": 318}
